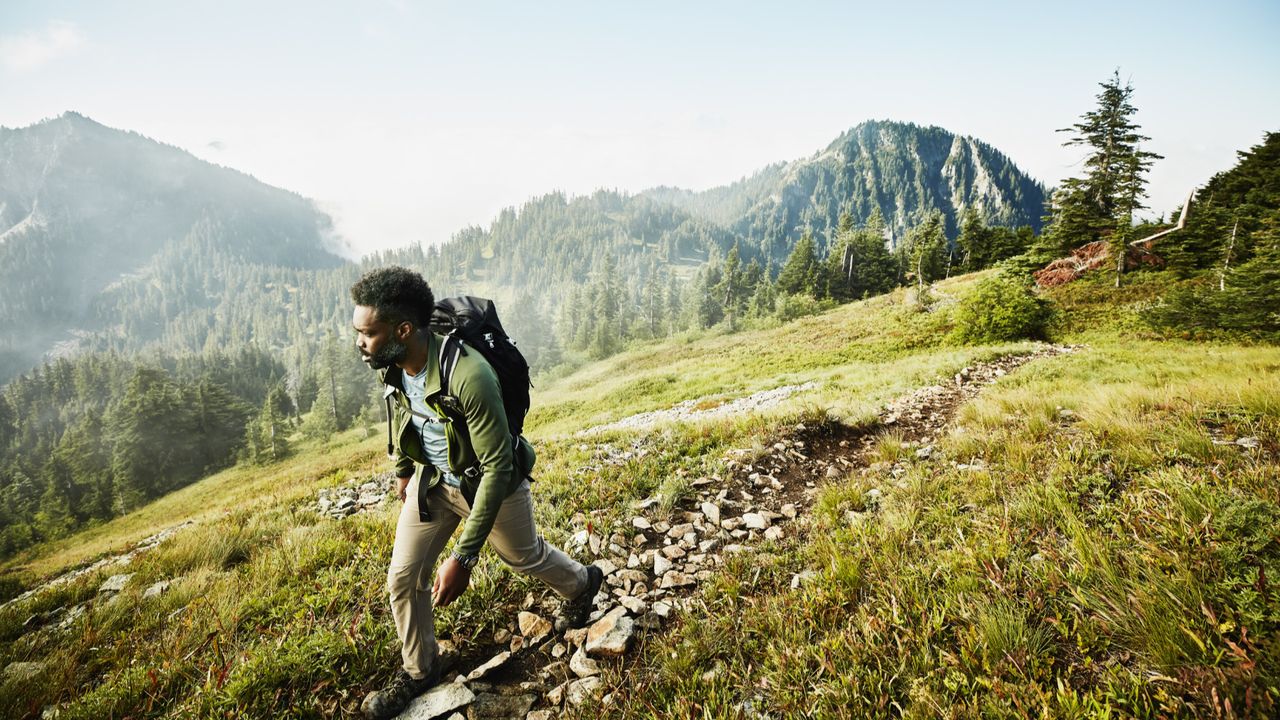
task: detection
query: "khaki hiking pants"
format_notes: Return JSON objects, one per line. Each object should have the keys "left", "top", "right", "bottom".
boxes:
{"left": 387, "top": 475, "right": 588, "bottom": 679}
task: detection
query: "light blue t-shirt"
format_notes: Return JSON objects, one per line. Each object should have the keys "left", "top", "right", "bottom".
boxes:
{"left": 402, "top": 365, "right": 460, "bottom": 488}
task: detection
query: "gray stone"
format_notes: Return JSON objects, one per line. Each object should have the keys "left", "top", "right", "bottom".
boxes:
{"left": 143, "top": 580, "right": 171, "bottom": 599}
{"left": 566, "top": 677, "right": 603, "bottom": 707}
{"left": 585, "top": 606, "right": 635, "bottom": 657}
{"left": 659, "top": 571, "right": 695, "bottom": 589}
{"left": 98, "top": 573, "right": 133, "bottom": 593}
{"left": 593, "top": 558, "right": 618, "bottom": 577}
{"left": 527, "top": 711, "right": 554, "bottom": 720}
{"left": 618, "top": 595, "right": 647, "bottom": 615}
{"left": 467, "top": 692, "right": 535, "bottom": 719}
{"left": 58, "top": 604, "right": 87, "bottom": 629}
{"left": 395, "top": 682, "right": 474, "bottom": 720}
{"left": 741, "top": 513, "right": 769, "bottom": 530}
{"left": 666, "top": 523, "right": 694, "bottom": 538}
{"left": 569, "top": 646, "right": 601, "bottom": 678}
{"left": 1237, "top": 436, "right": 1261, "bottom": 449}
{"left": 631, "top": 516, "right": 651, "bottom": 530}
{"left": 763, "top": 526, "right": 784, "bottom": 541}
{"left": 699, "top": 502, "right": 721, "bottom": 526}
{"left": 653, "top": 554, "right": 672, "bottom": 576}
{"left": 545, "top": 680, "right": 569, "bottom": 705}
{"left": 463, "top": 651, "right": 512, "bottom": 682}
{"left": 3, "top": 661, "right": 45, "bottom": 682}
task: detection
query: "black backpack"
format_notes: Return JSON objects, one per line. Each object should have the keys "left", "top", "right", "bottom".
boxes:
{"left": 428, "top": 296, "right": 532, "bottom": 439}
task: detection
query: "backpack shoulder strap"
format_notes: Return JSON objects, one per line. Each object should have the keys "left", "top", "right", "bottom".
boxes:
{"left": 439, "top": 333, "right": 466, "bottom": 399}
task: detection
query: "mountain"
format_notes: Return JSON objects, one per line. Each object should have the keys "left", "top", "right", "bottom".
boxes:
{"left": 388, "top": 121, "right": 1049, "bottom": 312}
{"left": 0, "top": 115, "right": 1048, "bottom": 385}
{"left": 644, "top": 120, "right": 1047, "bottom": 256}
{"left": 0, "top": 112, "right": 347, "bottom": 382}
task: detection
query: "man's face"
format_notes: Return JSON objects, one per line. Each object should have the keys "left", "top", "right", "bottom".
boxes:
{"left": 352, "top": 305, "right": 408, "bottom": 370}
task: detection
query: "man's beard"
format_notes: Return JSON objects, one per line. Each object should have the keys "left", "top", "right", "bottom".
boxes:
{"left": 361, "top": 338, "right": 407, "bottom": 370}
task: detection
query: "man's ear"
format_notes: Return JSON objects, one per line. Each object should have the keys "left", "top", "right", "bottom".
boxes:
{"left": 395, "top": 321, "right": 415, "bottom": 341}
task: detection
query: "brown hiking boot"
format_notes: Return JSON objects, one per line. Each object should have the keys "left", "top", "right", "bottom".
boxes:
{"left": 555, "top": 564, "right": 604, "bottom": 632}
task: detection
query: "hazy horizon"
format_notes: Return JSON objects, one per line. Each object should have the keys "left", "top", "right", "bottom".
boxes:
{"left": 3, "top": 0, "right": 1277, "bottom": 258}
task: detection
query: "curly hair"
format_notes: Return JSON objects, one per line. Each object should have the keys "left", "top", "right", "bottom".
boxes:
{"left": 350, "top": 266, "right": 435, "bottom": 329}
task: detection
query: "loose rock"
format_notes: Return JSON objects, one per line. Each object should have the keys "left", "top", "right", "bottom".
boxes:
{"left": 396, "top": 682, "right": 474, "bottom": 720}
{"left": 585, "top": 607, "right": 635, "bottom": 657}
{"left": 517, "top": 612, "right": 552, "bottom": 644}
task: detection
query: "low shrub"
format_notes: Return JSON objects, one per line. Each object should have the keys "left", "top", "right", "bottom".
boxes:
{"left": 951, "top": 273, "right": 1053, "bottom": 343}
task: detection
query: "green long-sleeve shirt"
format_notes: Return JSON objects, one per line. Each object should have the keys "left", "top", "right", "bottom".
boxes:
{"left": 380, "top": 331, "right": 535, "bottom": 557}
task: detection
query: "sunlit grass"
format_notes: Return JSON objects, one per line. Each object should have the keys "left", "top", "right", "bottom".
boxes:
{"left": 3, "top": 271, "right": 1278, "bottom": 718}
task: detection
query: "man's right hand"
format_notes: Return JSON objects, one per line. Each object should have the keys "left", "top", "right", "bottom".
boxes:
{"left": 395, "top": 475, "right": 411, "bottom": 502}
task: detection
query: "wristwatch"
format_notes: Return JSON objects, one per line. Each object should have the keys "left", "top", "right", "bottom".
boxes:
{"left": 451, "top": 551, "right": 480, "bottom": 570}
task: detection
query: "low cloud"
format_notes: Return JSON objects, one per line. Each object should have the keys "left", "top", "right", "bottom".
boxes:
{"left": 0, "top": 21, "right": 84, "bottom": 72}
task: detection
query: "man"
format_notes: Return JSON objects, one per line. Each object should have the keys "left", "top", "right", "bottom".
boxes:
{"left": 350, "top": 266, "right": 603, "bottom": 720}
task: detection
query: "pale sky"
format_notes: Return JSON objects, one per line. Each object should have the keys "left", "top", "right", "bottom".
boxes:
{"left": 2, "top": 1, "right": 1277, "bottom": 258}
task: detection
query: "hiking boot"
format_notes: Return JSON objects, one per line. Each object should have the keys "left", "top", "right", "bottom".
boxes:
{"left": 555, "top": 564, "right": 604, "bottom": 632}
{"left": 360, "top": 667, "right": 438, "bottom": 719}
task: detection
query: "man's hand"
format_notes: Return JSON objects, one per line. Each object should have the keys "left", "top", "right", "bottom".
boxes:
{"left": 395, "top": 475, "right": 411, "bottom": 502}
{"left": 432, "top": 555, "right": 471, "bottom": 607}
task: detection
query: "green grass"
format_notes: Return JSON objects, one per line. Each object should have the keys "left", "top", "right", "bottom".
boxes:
{"left": 2, "top": 270, "right": 1277, "bottom": 719}
{"left": 593, "top": 334, "right": 1280, "bottom": 718}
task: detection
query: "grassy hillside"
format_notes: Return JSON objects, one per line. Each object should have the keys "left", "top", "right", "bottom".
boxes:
{"left": 1, "top": 269, "right": 1276, "bottom": 719}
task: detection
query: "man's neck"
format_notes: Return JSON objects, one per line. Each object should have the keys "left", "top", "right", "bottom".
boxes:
{"left": 397, "top": 331, "right": 431, "bottom": 378}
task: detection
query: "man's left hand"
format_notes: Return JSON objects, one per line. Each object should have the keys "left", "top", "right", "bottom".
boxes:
{"left": 432, "top": 555, "right": 471, "bottom": 607}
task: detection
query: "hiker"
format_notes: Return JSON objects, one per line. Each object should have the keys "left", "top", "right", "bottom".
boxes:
{"left": 350, "top": 266, "right": 603, "bottom": 719}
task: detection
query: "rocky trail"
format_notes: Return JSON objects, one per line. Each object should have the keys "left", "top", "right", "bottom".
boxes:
{"left": 375, "top": 344, "right": 1077, "bottom": 720}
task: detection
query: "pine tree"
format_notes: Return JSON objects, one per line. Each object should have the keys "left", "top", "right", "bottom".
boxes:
{"left": 957, "top": 207, "right": 992, "bottom": 272}
{"left": 776, "top": 231, "right": 820, "bottom": 295}
{"left": 712, "top": 243, "right": 748, "bottom": 329}
{"left": 901, "top": 213, "right": 948, "bottom": 291}
{"left": 1046, "top": 70, "right": 1163, "bottom": 265}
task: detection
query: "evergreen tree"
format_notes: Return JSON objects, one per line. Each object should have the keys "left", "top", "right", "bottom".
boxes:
{"left": 712, "top": 243, "right": 749, "bottom": 328}
{"left": 776, "top": 231, "right": 820, "bottom": 295}
{"left": 1045, "top": 70, "right": 1163, "bottom": 263}
{"left": 252, "top": 388, "right": 293, "bottom": 462}
{"left": 590, "top": 255, "right": 623, "bottom": 358}
{"left": 900, "top": 213, "right": 948, "bottom": 291}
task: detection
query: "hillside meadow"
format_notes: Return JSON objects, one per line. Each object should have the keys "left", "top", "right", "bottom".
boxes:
{"left": 0, "top": 269, "right": 1276, "bottom": 719}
